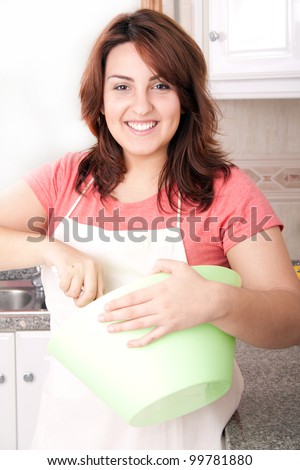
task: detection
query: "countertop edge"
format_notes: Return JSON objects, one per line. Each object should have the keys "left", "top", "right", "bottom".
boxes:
{"left": 0, "top": 312, "right": 50, "bottom": 331}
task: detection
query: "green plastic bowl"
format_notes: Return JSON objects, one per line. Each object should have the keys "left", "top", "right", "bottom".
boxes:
{"left": 48, "top": 265, "right": 241, "bottom": 426}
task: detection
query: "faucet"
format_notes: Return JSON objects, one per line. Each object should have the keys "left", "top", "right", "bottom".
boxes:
{"left": 31, "top": 265, "right": 44, "bottom": 292}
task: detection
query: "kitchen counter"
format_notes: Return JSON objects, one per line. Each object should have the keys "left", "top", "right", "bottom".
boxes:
{"left": 0, "top": 311, "right": 50, "bottom": 331}
{"left": 225, "top": 340, "right": 300, "bottom": 450}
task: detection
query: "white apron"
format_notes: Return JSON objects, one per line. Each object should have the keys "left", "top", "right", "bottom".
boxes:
{"left": 32, "top": 183, "right": 244, "bottom": 450}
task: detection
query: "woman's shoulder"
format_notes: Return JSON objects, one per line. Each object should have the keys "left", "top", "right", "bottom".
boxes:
{"left": 215, "top": 165, "right": 257, "bottom": 193}
{"left": 24, "top": 150, "right": 88, "bottom": 183}
{"left": 212, "top": 164, "right": 281, "bottom": 224}
{"left": 23, "top": 150, "right": 90, "bottom": 214}
{"left": 52, "top": 150, "right": 89, "bottom": 178}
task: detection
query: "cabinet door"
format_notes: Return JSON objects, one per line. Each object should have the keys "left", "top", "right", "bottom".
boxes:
{"left": 15, "top": 331, "right": 50, "bottom": 450}
{"left": 206, "top": 0, "right": 300, "bottom": 98}
{"left": 0, "top": 332, "right": 16, "bottom": 450}
{"left": 208, "top": 0, "right": 300, "bottom": 79}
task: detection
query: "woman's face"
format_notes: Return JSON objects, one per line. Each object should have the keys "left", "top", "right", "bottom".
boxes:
{"left": 103, "top": 42, "right": 181, "bottom": 167}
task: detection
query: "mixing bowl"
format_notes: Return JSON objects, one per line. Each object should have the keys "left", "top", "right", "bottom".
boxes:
{"left": 48, "top": 265, "right": 241, "bottom": 426}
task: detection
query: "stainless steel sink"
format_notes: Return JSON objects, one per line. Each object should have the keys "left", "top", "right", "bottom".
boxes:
{"left": 0, "top": 287, "right": 46, "bottom": 312}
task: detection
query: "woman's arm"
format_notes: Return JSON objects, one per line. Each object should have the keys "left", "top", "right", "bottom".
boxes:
{"left": 0, "top": 180, "right": 103, "bottom": 305}
{"left": 215, "top": 226, "right": 300, "bottom": 348}
{"left": 0, "top": 179, "right": 48, "bottom": 269}
{"left": 101, "top": 226, "right": 300, "bottom": 349}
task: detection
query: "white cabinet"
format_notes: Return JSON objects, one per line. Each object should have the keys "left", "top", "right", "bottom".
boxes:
{"left": 206, "top": 0, "right": 300, "bottom": 98}
{"left": 15, "top": 331, "right": 50, "bottom": 450}
{"left": 0, "top": 330, "right": 50, "bottom": 450}
{"left": 0, "top": 333, "right": 16, "bottom": 449}
{"left": 164, "top": 0, "right": 300, "bottom": 98}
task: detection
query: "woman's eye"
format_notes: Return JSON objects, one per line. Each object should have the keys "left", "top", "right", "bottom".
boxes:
{"left": 114, "top": 84, "right": 129, "bottom": 91}
{"left": 153, "top": 83, "right": 171, "bottom": 90}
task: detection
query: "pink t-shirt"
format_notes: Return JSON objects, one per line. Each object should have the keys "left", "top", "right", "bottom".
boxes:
{"left": 24, "top": 151, "right": 282, "bottom": 268}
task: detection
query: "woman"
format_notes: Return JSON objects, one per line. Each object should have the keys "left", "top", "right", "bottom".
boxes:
{"left": 0, "top": 9, "right": 299, "bottom": 449}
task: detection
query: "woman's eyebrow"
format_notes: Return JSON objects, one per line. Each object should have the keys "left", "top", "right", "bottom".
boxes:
{"left": 107, "top": 74, "right": 161, "bottom": 82}
{"left": 107, "top": 74, "right": 134, "bottom": 81}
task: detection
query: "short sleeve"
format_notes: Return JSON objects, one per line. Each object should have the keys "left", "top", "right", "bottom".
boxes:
{"left": 214, "top": 167, "right": 283, "bottom": 254}
{"left": 22, "top": 151, "right": 86, "bottom": 214}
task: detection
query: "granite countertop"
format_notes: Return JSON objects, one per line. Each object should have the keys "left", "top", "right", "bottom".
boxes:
{"left": 225, "top": 340, "right": 300, "bottom": 450}
{"left": 0, "top": 311, "right": 50, "bottom": 331}
{"left": 223, "top": 263, "right": 300, "bottom": 449}
{"left": 0, "top": 267, "right": 38, "bottom": 281}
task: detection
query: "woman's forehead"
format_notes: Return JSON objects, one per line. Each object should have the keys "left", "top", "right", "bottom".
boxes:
{"left": 105, "top": 42, "right": 159, "bottom": 78}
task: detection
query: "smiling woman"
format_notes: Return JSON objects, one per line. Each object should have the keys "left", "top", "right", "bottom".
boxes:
{"left": 78, "top": 8, "right": 230, "bottom": 209}
{"left": 102, "top": 43, "right": 181, "bottom": 176}
{"left": 0, "top": 7, "right": 299, "bottom": 451}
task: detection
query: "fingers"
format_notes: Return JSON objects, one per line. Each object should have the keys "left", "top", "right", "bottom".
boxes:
{"left": 101, "top": 304, "right": 168, "bottom": 348}
{"left": 54, "top": 259, "right": 104, "bottom": 307}
{"left": 46, "top": 240, "right": 103, "bottom": 306}
{"left": 99, "top": 288, "right": 166, "bottom": 347}
{"left": 150, "top": 258, "right": 188, "bottom": 275}
{"left": 100, "top": 301, "right": 156, "bottom": 327}
{"left": 127, "top": 327, "right": 167, "bottom": 348}
{"left": 103, "top": 286, "right": 154, "bottom": 313}
{"left": 99, "top": 260, "right": 209, "bottom": 348}
{"left": 59, "top": 264, "right": 84, "bottom": 298}
{"left": 74, "top": 265, "right": 104, "bottom": 307}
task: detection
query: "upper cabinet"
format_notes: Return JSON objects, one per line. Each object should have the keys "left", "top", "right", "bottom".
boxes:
{"left": 162, "top": 0, "right": 300, "bottom": 99}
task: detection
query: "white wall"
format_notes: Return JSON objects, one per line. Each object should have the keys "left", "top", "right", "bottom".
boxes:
{"left": 0, "top": 0, "right": 139, "bottom": 189}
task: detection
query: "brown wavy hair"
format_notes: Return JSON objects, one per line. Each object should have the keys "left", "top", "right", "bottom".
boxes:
{"left": 76, "top": 8, "right": 231, "bottom": 212}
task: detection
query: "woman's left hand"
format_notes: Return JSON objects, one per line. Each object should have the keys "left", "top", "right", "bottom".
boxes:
{"left": 99, "top": 259, "right": 222, "bottom": 347}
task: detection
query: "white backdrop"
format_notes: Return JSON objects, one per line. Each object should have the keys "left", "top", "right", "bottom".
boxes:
{"left": 0, "top": 0, "right": 139, "bottom": 189}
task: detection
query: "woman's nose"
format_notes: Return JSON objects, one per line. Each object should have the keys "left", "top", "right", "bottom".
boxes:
{"left": 131, "top": 91, "right": 153, "bottom": 116}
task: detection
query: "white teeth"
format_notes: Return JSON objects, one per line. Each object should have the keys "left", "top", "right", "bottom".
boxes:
{"left": 127, "top": 121, "right": 156, "bottom": 131}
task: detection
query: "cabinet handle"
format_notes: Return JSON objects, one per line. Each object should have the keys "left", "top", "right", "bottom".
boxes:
{"left": 209, "top": 31, "right": 220, "bottom": 42}
{"left": 23, "top": 372, "right": 34, "bottom": 382}
{"left": 0, "top": 374, "right": 5, "bottom": 384}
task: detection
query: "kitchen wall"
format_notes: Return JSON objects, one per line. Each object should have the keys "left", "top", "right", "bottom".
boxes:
{"left": 0, "top": 0, "right": 139, "bottom": 190}
{"left": 217, "top": 99, "right": 300, "bottom": 259}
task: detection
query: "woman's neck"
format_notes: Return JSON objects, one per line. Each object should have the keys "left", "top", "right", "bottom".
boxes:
{"left": 112, "top": 156, "right": 165, "bottom": 203}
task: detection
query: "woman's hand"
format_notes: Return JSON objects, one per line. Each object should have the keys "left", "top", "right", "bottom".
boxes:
{"left": 43, "top": 238, "right": 104, "bottom": 307}
{"left": 99, "top": 259, "right": 223, "bottom": 347}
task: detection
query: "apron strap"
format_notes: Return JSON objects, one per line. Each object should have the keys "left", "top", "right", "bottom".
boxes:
{"left": 176, "top": 192, "right": 182, "bottom": 229}
{"left": 65, "top": 178, "right": 95, "bottom": 218}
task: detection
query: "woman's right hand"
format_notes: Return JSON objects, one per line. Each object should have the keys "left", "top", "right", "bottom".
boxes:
{"left": 0, "top": 180, "right": 103, "bottom": 307}
{"left": 43, "top": 238, "right": 104, "bottom": 307}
